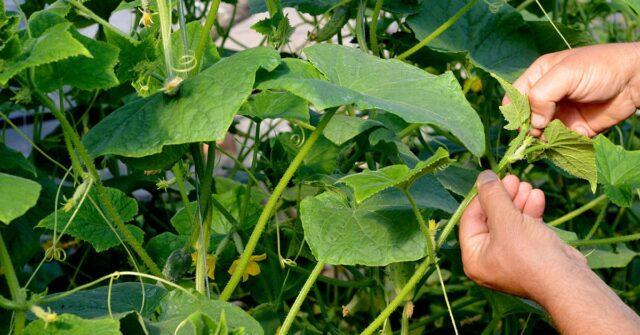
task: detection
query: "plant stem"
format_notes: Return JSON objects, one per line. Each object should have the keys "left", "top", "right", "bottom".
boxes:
{"left": 548, "top": 194, "right": 607, "bottom": 227}
{"left": 0, "top": 232, "right": 25, "bottom": 333}
{"left": 355, "top": 0, "right": 368, "bottom": 52}
{"left": 397, "top": 0, "right": 477, "bottom": 61}
{"left": 403, "top": 189, "right": 435, "bottom": 264}
{"left": 370, "top": 0, "right": 384, "bottom": 56}
{"left": 437, "top": 186, "right": 477, "bottom": 248}
{"left": 219, "top": 109, "right": 337, "bottom": 301}
{"left": 569, "top": 233, "right": 640, "bottom": 247}
{"left": 360, "top": 256, "right": 432, "bottom": 335}
{"left": 195, "top": 144, "right": 216, "bottom": 293}
{"left": 68, "top": 0, "right": 138, "bottom": 45}
{"left": 192, "top": 0, "right": 222, "bottom": 74}
{"left": 400, "top": 302, "right": 410, "bottom": 335}
{"left": 280, "top": 261, "right": 325, "bottom": 335}
{"left": 32, "top": 89, "right": 162, "bottom": 277}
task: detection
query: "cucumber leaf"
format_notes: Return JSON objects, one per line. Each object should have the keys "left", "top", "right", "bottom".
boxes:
{"left": 300, "top": 190, "right": 427, "bottom": 266}
{"left": 39, "top": 282, "right": 168, "bottom": 319}
{"left": 83, "top": 47, "right": 281, "bottom": 158}
{"left": 0, "top": 144, "right": 36, "bottom": 176}
{"left": 406, "top": 0, "right": 538, "bottom": 81}
{"left": 529, "top": 120, "right": 597, "bottom": 192}
{"left": 23, "top": 314, "right": 120, "bottom": 335}
{"left": 492, "top": 73, "right": 530, "bottom": 130}
{"left": 0, "top": 23, "right": 90, "bottom": 85}
{"left": 323, "top": 115, "right": 383, "bottom": 145}
{"left": 258, "top": 44, "right": 485, "bottom": 156}
{"left": 594, "top": 135, "right": 640, "bottom": 207}
{"left": 145, "top": 290, "right": 263, "bottom": 335}
{"left": 586, "top": 244, "right": 639, "bottom": 269}
{"left": 0, "top": 173, "right": 42, "bottom": 224}
{"left": 37, "top": 187, "right": 143, "bottom": 252}
{"left": 240, "top": 91, "right": 309, "bottom": 122}
{"left": 338, "top": 147, "right": 452, "bottom": 203}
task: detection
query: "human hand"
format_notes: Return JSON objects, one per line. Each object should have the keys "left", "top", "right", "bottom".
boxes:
{"left": 459, "top": 171, "right": 587, "bottom": 301}
{"left": 507, "top": 43, "right": 640, "bottom": 137}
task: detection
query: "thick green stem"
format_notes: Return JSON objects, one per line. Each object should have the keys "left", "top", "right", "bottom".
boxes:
{"left": 192, "top": 0, "right": 222, "bottom": 74}
{"left": 194, "top": 144, "right": 216, "bottom": 293}
{"left": 280, "top": 261, "right": 325, "bottom": 335}
{"left": 548, "top": 194, "right": 608, "bottom": 227}
{"left": 369, "top": 0, "right": 384, "bottom": 56}
{"left": 360, "top": 256, "right": 432, "bottom": 335}
{"left": 219, "top": 109, "right": 337, "bottom": 301}
{"left": 437, "top": 186, "right": 477, "bottom": 248}
{"left": 0, "top": 232, "right": 25, "bottom": 333}
{"left": 355, "top": 0, "right": 368, "bottom": 52}
{"left": 397, "top": 0, "right": 477, "bottom": 60}
{"left": 33, "top": 90, "right": 162, "bottom": 277}
{"left": 569, "top": 233, "right": 640, "bottom": 247}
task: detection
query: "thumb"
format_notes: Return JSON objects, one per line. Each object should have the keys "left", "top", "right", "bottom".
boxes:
{"left": 528, "top": 63, "right": 582, "bottom": 130}
{"left": 476, "top": 171, "right": 519, "bottom": 230}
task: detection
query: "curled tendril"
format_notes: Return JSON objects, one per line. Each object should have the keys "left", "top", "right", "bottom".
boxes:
{"left": 44, "top": 245, "right": 67, "bottom": 262}
{"left": 290, "top": 125, "right": 306, "bottom": 147}
{"left": 484, "top": 0, "right": 507, "bottom": 13}
{"left": 171, "top": 52, "right": 197, "bottom": 74}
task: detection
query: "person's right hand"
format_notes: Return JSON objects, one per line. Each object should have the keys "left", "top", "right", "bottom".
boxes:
{"left": 507, "top": 42, "right": 640, "bottom": 137}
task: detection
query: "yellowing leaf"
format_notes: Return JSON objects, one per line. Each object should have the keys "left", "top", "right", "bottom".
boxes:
{"left": 228, "top": 254, "right": 267, "bottom": 282}
{"left": 491, "top": 73, "right": 530, "bottom": 130}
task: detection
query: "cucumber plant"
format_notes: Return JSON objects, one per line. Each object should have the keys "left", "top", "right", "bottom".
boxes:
{"left": 0, "top": 0, "right": 639, "bottom": 334}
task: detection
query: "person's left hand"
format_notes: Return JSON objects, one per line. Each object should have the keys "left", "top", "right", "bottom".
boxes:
{"left": 459, "top": 171, "right": 587, "bottom": 300}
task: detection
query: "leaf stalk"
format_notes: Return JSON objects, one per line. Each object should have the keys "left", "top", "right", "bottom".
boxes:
{"left": 219, "top": 109, "right": 337, "bottom": 301}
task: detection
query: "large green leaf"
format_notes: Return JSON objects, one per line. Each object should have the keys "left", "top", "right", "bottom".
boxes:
{"left": 0, "top": 23, "right": 90, "bottom": 85}
{"left": 83, "top": 47, "right": 281, "bottom": 158}
{"left": 144, "top": 291, "right": 263, "bottom": 335}
{"left": 338, "top": 147, "right": 452, "bottom": 203}
{"left": 586, "top": 244, "right": 639, "bottom": 269}
{"left": 40, "top": 283, "right": 168, "bottom": 319}
{"left": 37, "top": 187, "right": 143, "bottom": 252}
{"left": 24, "top": 314, "right": 121, "bottom": 335}
{"left": 529, "top": 120, "right": 597, "bottom": 192}
{"left": 594, "top": 135, "right": 640, "bottom": 207}
{"left": 240, "top": 91, "right": 309, "bottom": 122}
{"left": 406, "top": 0, "right": 538, "bottom": 81}
{"left": 258, "top": 44, "right": 485, "bottom": 156}
{"left": 300, "top": 190, "right": 427, "bottom": 266}
{"left": 323, "top": 115, "right": 383, "bottom": 145}
{"left": 0, "top": 143, "right": 36, "bottom": 176}
{"left": 492, "top": 73, "right": 530, "bottom": 130}
{"left": 35, "top": 31, "right": 120, "bottom": 92}
{"left": 0, "top": 173, "right": 42, "bottom": 224}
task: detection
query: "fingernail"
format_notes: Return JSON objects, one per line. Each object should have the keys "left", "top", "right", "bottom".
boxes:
{"left": 574, "top": 126, "right": 589, "bottom": 137}
{"left": 477, "top": 170, "right": 498, "bottom": 186}
{"left": 531, "top": 114, "right": 546, "bottom": 128}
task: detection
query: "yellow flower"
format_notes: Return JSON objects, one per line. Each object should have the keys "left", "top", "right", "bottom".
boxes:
{"left": 139, "top": 9, "right": 154, "bottom": 27}
{"left": 191, "top": 252, "right": 217, "bottom": 279}
{"left": 228, "top": 254, "right": 267, "bottom": 282}
{"left": 428, "top": 219, "right": 437, "bottom": 234}
{"left": 31, "top": 305, "right": 58, "bottom": 328}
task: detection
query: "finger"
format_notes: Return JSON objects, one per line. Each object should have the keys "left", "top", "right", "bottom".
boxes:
{"left": 523, "top": 189, "right": 546, "bottom": 219}
{"left": 502, "top": 174, "right": 520, "bottom": 199}
{"left": 513, "top": 182, "right": 532, "bottom": 211}
{"left": 558, "top": 95, "right": 637, "bottom": 136}
{"left": 503, "top": 53, "right": 563, "bottom": 106}
{"left": 528, "top": 62, "right": 583, "bottom": 129}
{"left": 459, "top": 197, "right": 488, "bottom": 243}
{"left": 476, "top": 170, "right": 518, "bottom": 230}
